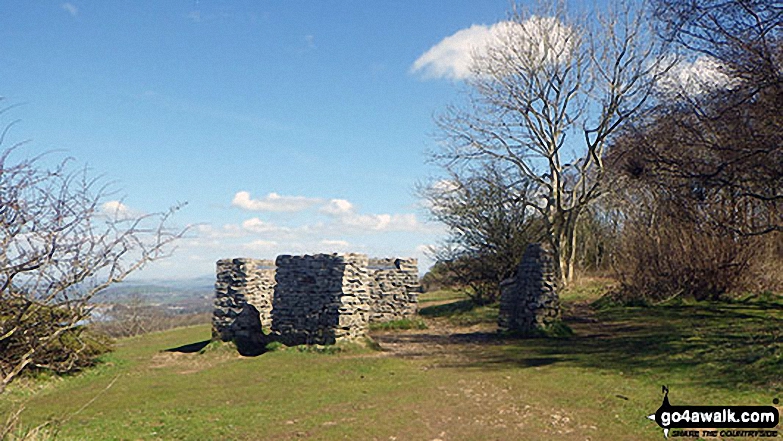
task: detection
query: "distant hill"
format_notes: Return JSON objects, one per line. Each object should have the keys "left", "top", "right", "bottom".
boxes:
{"left": 93, "top": 276, "right": 215, "bottom": 314}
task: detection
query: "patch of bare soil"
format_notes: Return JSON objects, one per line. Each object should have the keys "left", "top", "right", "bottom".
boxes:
{"left": 561, "top": 300, "right": 599, "bottom": 324}
{"left": 369, "top": 319, "right": 501, "bottom": 365}
{"left": 148, "top": 349, "right": 239, "bottom": 374}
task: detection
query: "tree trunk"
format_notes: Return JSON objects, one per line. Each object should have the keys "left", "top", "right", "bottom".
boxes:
{"left": 557, "top": 229, "right": 569, "bottom": 287}
{"left": 567, "top": 218, "right": 577, "bottom": 285}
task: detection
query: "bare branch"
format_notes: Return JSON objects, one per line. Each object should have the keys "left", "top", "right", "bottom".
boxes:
{"left": 1, "top": 125, "right": 186, "bottom": 394}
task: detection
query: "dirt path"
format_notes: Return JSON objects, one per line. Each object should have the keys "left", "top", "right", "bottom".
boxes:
{"left": 369, "top": 301, "right": 601, "bottom": 363}
{"left": 369, "top": 319, "right": 506, "bottom": 368}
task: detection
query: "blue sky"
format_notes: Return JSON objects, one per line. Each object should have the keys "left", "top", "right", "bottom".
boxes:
{"left": 1, "top": 1, "right": 526, "bottom": 279}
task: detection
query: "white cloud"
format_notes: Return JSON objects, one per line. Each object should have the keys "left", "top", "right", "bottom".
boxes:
{"left": 412, "top": 16, "right": 575, "bottom": 81}
{"left": 412, "top": 24, "right": 496, "bottom": 80}
{"left": 320, "top": 198, "right": 354, "bottom": 216}
{"left": 179, "top": 194, "right": 444, "bottom": 278}
{"left": 413, "top": 244, "right": 437, "bottom": 273}
{"left": 317, "top": 197, "right": 429, "bottom": 232}
{"left": 101, "top": 200, "right": 141, "bottom": 219}
{"left": 232, "top": 191, "right": 321, "bottom": 212}
{"left": 304, "top": 34, "right": 316, "bottom": 50}
{"left": 339, "top": 212, "right": 424, "bottom": 232}
{"left": 243, "top": 239, "right": 278, "bottom": 251}
{"left": 192, "top": 223, "right": 246, "bottom": 239}
{"left": 657, "top": 55, "right": 736, "bottom": 96}
{"left": 61, "top": 3, "right": 78, "bottom": 17}
{"left": 320, "top": 239, "right": 350, "bottom": 248}
{"left": 241, "top": 217, "right": 284, "bottom": 234}
{"left": 415, "top": 244, "right": 435, "bottom": 254}
{"left": 431, "top": 179, "right": 459, "bottom": 193}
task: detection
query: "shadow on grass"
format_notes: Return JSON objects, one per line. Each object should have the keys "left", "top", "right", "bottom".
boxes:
{"left": 164, "top": 340, "right": 211, "bottom": 353}
{"left": 419, "top": 299, "right": 477, "bottom": 317}
{"left": 443, "top": 300, "right": 782, "bottom": 391}
{"left": 164, "top": 338, "right": 268, "bottom": 356}
{"left": 419, "top": 300, "right": 499, "bottom": 327}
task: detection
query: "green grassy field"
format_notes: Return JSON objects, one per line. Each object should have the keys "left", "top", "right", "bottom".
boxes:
{"left": 2, "top": 287, "right": 781, "bottom": 440}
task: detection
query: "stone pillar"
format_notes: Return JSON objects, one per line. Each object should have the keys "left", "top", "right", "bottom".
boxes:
{"left": 498, "top": 243, "right": 560, "bottom": 333}
{"left": 367, "top": 258, "right": 420, "bottom": 323}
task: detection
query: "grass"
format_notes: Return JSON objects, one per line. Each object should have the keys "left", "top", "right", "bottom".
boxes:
{"left": 369, "top": 318, "right": 428, "bottom": 331}
{"left": 559, "top": 276, "right": 616, "bottom": 303}
{"left": 584, "top": 298, "right": 783, "bottom": 390}
{"left": 419, "top": 298, "right": 499, "bottom": 327}
{"left": 2, "top": 286, "right": 781, "bottom": 440}
{"left": 418, "top": 288, "right": 471, "bottom": 305}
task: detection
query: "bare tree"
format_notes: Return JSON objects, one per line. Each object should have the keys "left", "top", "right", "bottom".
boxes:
{"left": 616, "top": 0, "right": 783, "bottom": 236}
{"left": 431, "top": 0, "right": 672, "bottom": 286}
{"left": 420, "top": 164, "right": 544, "bottom": 303}
{"left": 0, "top": 121, "right": 184, "bottom": 394}
{"left": 598, "top": 0, "right": 782, "bottom": 301}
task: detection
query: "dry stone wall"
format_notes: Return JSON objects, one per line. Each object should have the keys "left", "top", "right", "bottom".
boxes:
{"left": 212, "top": 258, "right": 276, "bottom": 342}
{"left": 498, "top": 243, "right": 561, "bottom": 332}
{"left": 212, "top": 253, "right": 419, "bottom": 345}
{"left": 367, "top": 258, "right": 420, "bottom": 322}
{"left": 272, "top": 253, "right": 371, "bottom": 345}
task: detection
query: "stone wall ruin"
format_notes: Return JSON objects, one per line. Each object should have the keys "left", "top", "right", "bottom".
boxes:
{"left": 367, "top": 258, "right": 420, "bottom": 323}
{"left": 212, "top": 253, "right": 420, "bottom": 346}
{"left": 272, "top": 253, "right": 371, "bottom": 345}
{"left": 498, "top": 243, "right": 561, "bottom": 333}
{"left": 212, "top": 258, "right": 276, "bottom": 343}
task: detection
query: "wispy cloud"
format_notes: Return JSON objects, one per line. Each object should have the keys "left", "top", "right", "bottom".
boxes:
{"left": 137, "top": 91, "right": 290, "bottom": 132}
{"left": 61, "top": 2, "right": 78, "bottom": 17}
{"left": 243, "top": 239, "right": 278, "bottom": 251}
{"left": 232, "top": 191, "right": 322, "bottom": 212}
{"left": 304, "top": 34, "right": 316, "bottom": 50}
{"left": 321, "top": 239, "right": 350, "bottom": 248}
{"left": 187, "top": 10, "right": 201, "bottom": 23}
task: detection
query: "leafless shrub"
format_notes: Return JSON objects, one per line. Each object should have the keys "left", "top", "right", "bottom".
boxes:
{"left": 0, "top": 111, "right": 185, "bottom": 394}
{"left": 419, "top": 164, "right": 544, "bottom": 304}
{"left": 615, "top": 202, "right": 761, "bottom": 302}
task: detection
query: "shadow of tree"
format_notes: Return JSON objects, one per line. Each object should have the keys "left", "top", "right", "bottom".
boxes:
{"left": 419, "top": 300, "right": 477, "bottom": 317}
{"left": 435, "top": 301, "right": 782, "bottom": 391}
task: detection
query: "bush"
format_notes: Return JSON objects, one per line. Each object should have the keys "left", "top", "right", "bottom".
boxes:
{"left": 610, "top": 200, "right": 766, "bottom": 302}
{"left": 0, "top": 299, "right": 112, "bottom": 379}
